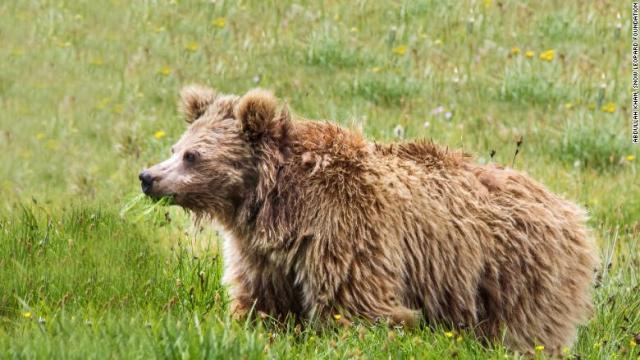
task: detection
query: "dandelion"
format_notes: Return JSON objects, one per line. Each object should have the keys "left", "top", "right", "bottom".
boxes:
{"left": 601, "top": 102, "right": 616, "bottom": 113}
{"left": 158, "top": 65, "right": 172, "bottom": 76}
{"left": 89, "top": 57, "right": 104, "bottom": 66}
{"left": 627, "top": 155, "right": 636, "bottom": 161}
{"left": 510, "top": 47, "right": 521, "bottom": 56}
{"left": 212, "top": 17, "right": 226, "bottom": 28}
{"left": 392, "top": 45, "right": 408, "bottom": 56}
{"left": 444, "top": 331, "right": 454, "bottom": 338}
{"left": 35, "top": 133, "right": 46, "bottom": 140}
{"left": 154, "top": 130, "right": 166, "bottom": 140}
{"left": 539, "top": 49, "right": 555, "bottom": 61}
{"left": 333, "top": 314, "right": 342, "bottom": 320}
{"left": 22, "top": 311, "right": 32, "bottom": 319}
{"left": 525, "top": 50, "right": 535, "bottom": 59}
{"left": 185, "top": 41, "right": 199, "bottom": 53}
{"left": 535, "top": 345, "right": 545, "bottom": 352}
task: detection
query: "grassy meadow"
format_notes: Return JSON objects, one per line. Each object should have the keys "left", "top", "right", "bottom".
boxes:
{"left": 0, "top": 0, "right": 638, "bottom": 358}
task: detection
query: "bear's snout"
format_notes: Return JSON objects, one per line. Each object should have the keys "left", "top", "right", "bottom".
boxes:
{"left": 138, "top": 170, "right": 155, "bottom": 195}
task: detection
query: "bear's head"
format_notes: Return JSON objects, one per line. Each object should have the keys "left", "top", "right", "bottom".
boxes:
{"left": 139, "top": 85, "right": 291, "bottom": 220}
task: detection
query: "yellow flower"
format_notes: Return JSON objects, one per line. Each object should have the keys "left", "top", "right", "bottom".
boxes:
{"left": 35, "top": 133, "right": 46, "bottom": 140}
{"left": 333, "top": 314, "right": 342, "bottom": 320}
{"left": 392, "top": 45, "right": 408, "bottom": 55}
{"left": 185, "top": 41, "right": 199, "bottom": 52}
{"left": 510, "top": 47, "right": 520, "bottom": 56}
{"left": 89, "top": 57, "right": 104, "bottom": 66}
{"left": 212, "top": 17, "right": 226, "bottom": 28}
{"left": 535, "top": 345, "right": 545, "bottom": 352}
{"left": 158, "top": 65, "right": 171, "bottom": 76}
{"left": 627, "top": 155, "right": 636, "bottom": 161}
{"left": 601, "top": 102, "right": 616, "bottom": 113}
{"left": 630, "top": 339, "right": 637, "bottom": 348}
{"left": 96, "top": 97, "right": 111, "bottom": 110}
{"left": 370, "top": 66, "right": 382, "bottom": 73}
{"left": 539, "top": 49, "right": 555, "bottom": 61}
{"left": 444, "top": 331, "right": 454, "bottom": 338}
{"left": 483, "top": 0, "right": 493, "bottom": 8}
{"left": 154, "top": 130, "right": 166, "bottom": 140}
{"left": 525, "top": 50, "right": 535, "bottom": 59}
{"left": 22, "top": 311, "right": 32, "bottom": 319}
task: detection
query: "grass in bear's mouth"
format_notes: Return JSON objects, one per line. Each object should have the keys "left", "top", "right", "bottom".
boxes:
{"left": 119, "top": 193, "right": 174, "bottom": 222}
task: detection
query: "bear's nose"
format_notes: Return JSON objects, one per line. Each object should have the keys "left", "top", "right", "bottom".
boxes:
{"left": 139, "top": 170, "right": 155, "bottom": 194}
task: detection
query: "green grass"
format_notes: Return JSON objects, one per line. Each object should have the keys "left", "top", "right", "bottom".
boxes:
{"left": 0, "top": 0, "right": 638, "bottom": 358}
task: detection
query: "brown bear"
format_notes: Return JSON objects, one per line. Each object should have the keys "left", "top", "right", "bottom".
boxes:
{"left": 139, "top": 86, "right": 598, "bottom": 355}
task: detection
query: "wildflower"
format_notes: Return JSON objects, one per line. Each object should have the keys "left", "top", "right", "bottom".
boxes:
{"left": 444, "top": 111, "right": 454, "bottom": 121}
{"left": 539, "top": 49, "right": 555, "bottom": 61}
{"left": 535, "top": 345, "right": 545, "bottom": 352}
{"left": 22, "top": 311, "right": 32, "bottom": 319}
{"left": 154, "top": 130, "right": 166, "bottom": 140}
{"left": 510, "top": 47, "right": 521, "bottom": 56}
{"left": 392, "top": 45, "right": 408, "bottom": 55}
{"left": 185, "top": 41, "right": 199, "bottom": 52}
{"left": 96, "top": 97, "right": 111, "bottom": 110}
{"left": 525, "top": 50, "right": 535, "bottom": 59}
{"left": 431, "top": 106, "right": 445, "bottom": 115}
{"left": 628, "top": 155, "right": 636, "bottom": 161}
{"left": 601, "top": 102, "right": 616, "bottom": 113}
{"left": 333, "top": 314, "right": 342, "bottom": 320}
{"left": 89, "top": 57, "right": 104, "bottom": 66}
{"left": 444, "top": 331, "right": 454, "bottom": 338}
{"left": 630, "top": 339, "right": 637, "bottom": 348}
{"left": 212, "top": 17, "right": 226, "bottom": 28}
{"left": 158, "top": 65, "right": 172, "bottom": 76}
{"left": 35, "top": 133, "right": 46, "bottom": 140}
{"left": 393, "top": 124, "right": 405, "bottom": 139}
{"left": 369, "top": 66, "right": 382, "bottom": 73}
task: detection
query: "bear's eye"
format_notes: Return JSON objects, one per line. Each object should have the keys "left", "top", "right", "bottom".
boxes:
{"left": 183, "top": 150, "right": 198, "bottom": 164}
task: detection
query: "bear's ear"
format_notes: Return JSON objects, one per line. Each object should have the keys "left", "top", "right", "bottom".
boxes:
{"left": 178, "top": 85, "right": 217, "bottom": 123}
{"left": 236, "top": 89, "right": 289, "bottom": 142}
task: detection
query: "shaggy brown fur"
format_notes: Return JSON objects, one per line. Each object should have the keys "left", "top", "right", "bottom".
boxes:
{"left": 141, "top": 86, "right": 599, "bottom": 355}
